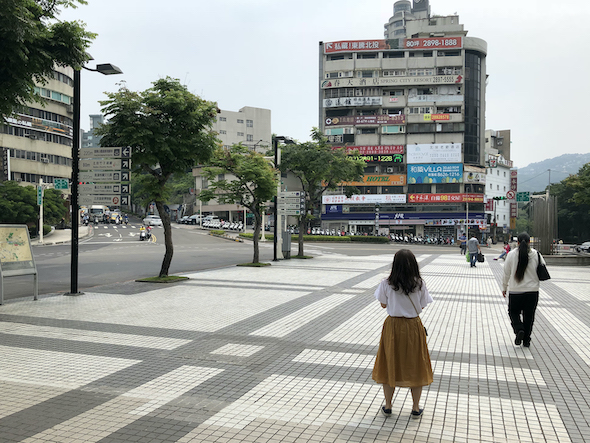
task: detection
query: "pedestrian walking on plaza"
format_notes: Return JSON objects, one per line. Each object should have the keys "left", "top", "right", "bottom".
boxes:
{"left": 459, "top": 232, "right": 467, "bottom": 255}
{"left": 372, "top": 249, "right": 433, "bottom": 419}
{"left": 502, "top": 232, "right": 545, "bottom": 348}
{"left": 467, "top": 235, "right": 481, "bottom": 267}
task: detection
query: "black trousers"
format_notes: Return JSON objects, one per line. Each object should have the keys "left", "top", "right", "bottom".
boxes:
{"left": 508, "top": 291, "right": 539, "bottom": 343}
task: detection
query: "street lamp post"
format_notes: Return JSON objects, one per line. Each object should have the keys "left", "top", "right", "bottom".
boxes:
{"left": 68, "top": 63, "right": 122, "bottom": 296}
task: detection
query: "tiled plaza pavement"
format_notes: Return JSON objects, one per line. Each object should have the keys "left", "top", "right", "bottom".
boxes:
{"left": 1, "top": 252, "right": 589, "bottom": 443}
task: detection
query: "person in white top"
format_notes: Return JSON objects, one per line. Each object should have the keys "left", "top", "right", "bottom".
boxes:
{"left": 502, "top": 232, "right": 545, "bottom": 347}
{"left": 372, "top": 249, "right": 433, "bottom": 419}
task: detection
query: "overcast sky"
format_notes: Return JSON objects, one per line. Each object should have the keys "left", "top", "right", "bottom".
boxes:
{"left": 61, "top": 0, "right": 590, "bottom": 169}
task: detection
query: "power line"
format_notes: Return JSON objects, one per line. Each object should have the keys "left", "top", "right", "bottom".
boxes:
{"left": 518, "top": 169, "right": 571, "bottom": 185}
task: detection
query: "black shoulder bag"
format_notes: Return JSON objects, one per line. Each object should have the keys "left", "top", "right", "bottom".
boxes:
{"left": 536, "top": 251, "right": 551, "bottom": 281}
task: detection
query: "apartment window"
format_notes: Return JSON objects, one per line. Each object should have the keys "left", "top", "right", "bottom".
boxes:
{"left": 382, "top": 70, "right": 405, "bottom": 77}
{"left": 497, "top": 170, "right": 500, "bottom": 176}
{"left": 393, "top": 29, "right": 405, "bottom": 36}
{"left": 219, "top": 130, "right": 226, "bottom": 134}
{"left": 219, "top": 117, "right": 226, "bottom": 121}
{"left": 408, "top": 107, "right": 432, "bottom": 114}
{"left": 355, "top": 87, "right": 380, "bottom": 97}
{"left": 503, "top": 186, "right": 506, "bottom": 191}
{"left": 357, "top": 109, "right": 378, "bottom": 116}
{"left": 246, "top": 120, "right": 253, "bottom": 127}
{"left": 385, "top": 89, "right": 404, "bottom": 96}
{"left": 497, "top": 185, "right": 499, "bottom": 190}
{"left": 237, "top": 119, "right": 244, "bottom": 124}
{"left": 247, "top": 134, "right": 253, "bottom": 141}
{"left": 328, "top": 53, "right": 352, "bottom": 61}
{"left": 327, "top": 72, "right": 339, "bottom": 78}
{"left": 357, "top": 128, "right": 377, "bottom": 134}
{"left": 438, "top": 50, "right": 461, "bottom": 57}
{"left": 409, "top": 51, "right": 432, "bottom": 58}
{"left": 408, "top": 68, "right": 434, "bottom": 76}
{"left": 504, "top": 171, "right": 506, "bottom": 177}
{"left": 237, "top": 132, "right": 244, "bottom": 136}
{"left": 358, "top": 53, "right": 378, "bottom": 59}
{"left": 217, "top": 174, "right": 225, "bottom": 181}
{"left": 437, "top": 67, "right": 462, "bottom": 75}
{"left": 383, "top": 51, "right": 404, "bottom": 58}
{"left": 357, "top": 71, "right": 375, "bottom": 78}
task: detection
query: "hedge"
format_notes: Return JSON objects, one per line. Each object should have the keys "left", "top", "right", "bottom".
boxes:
{"left": 210, "top": 230, "right": 225, "bottom": 235}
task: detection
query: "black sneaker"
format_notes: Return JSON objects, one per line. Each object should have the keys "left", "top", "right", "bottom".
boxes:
{"left": 515, "top": 330, "right": 524, "bottom": 345}
{"left": 523, "top": 340, "right": 531, "bottom": 348}
{"left": 381, "top": 406, "right": 392, "bottom": 418}
{"left": 411, "top": 408, "right": 424, "bottom": 419}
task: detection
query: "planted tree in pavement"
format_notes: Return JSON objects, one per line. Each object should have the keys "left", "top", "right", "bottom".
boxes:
{"left": 279, "top": 128, "right": 365, "bottom": 257}
{"left": 199, "top": 144, "right": 277, "bottom": 264}
{"left": 96, "top": 77, "right": 219, "bottom": 277}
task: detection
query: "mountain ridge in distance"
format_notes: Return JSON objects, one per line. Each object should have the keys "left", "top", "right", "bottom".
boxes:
{"left": 516, "top": 153, "right": 590, "bottom": 193}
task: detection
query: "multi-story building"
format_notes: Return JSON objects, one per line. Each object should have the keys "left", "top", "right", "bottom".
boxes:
{"left": 192, "top": 106, "right": 272, "bottom": 221}
{"left": 1, "top": 66, "right": 74, "bottom": 189}
{"left": 82, "top": 114, "right": 104, "bottom": 149}
{"left": 484, "top": 129, "right": 513, "bottom": 240}
{"left": 319, "top": 0, "right": 488, "bottom": 239}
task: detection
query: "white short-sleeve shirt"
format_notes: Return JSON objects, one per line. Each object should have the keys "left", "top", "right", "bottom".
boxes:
{"left": 374, "top": 278, "right": 433, "bottom": 318}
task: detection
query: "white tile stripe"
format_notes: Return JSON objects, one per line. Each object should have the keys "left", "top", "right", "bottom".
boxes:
{"left": 249, "top": 292, "right": 356, "bottom": 338}
{"left": 22, "top": 366, "right": 223, "bottom": 443}
{"left": 211, "top": 343, "right": 265, "bottom": 357}
{"left": 543, "top": 307, "right": 590, "bottom": 366}
{"left": 0, "top": 322, "right": 191, "bottom": 350}
{"left": 195, "top": 374, "right": 569, "bottom": 441}
{"left": 292, "top": 349, "right": 545, "bottom": 386}
{"left": 0, "top": 345, "right": 140, "bottom": 390}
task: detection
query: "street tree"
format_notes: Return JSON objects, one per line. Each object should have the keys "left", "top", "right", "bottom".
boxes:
{"left": 97, "top": 77, "right": 219, "bottom": 277}
{"left": 0, "top": 181, "right": 67, "bottom": 225}
{"left": 279, "top": 128, "right": 365, "bottom": 257}
{"left": 199, "top": 144, "right": 277, "bottom": 264}
{"left": 0, "top": 0, "right": 95, "bottom": 116}
{"left": 550, "top": 163, "right": 590, "bottom": 243}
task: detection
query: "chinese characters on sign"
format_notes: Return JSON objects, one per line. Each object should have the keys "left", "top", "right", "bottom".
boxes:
{"left": 333, "top": 145, "right": 404, "bottom": 155}
{"left": 341, "top": 175, "right": 406, "bottom": 187}
{"left": 322, "top": 194, "right": 406, "bottom": 205}
{"left": 408, "top": 193, "right": 484, "bottom": 203}
{"left": 325, "top": 115, "right": 406, "bottom": 126}
{"left": 406, "top": 143, "right": 462, "bottom": 164}
{"left": 324, "top": 40, "right": 390, "bottom": 53}
{"left": 407, "top": 164, "right": 463, "bottom": 184}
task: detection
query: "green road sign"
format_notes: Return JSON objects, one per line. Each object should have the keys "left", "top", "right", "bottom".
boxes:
{"left": 53, "top": 178, "right": 68, "bottom": 190}
{"left": 37, "top": 186, "right": 43, "bottom": 205}
{"left": 516, "top": 191, "right": 530, "bottom": 202}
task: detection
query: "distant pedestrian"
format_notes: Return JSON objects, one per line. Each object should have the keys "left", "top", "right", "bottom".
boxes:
{"left": 467, "top": 235, "right": 481, "bottom": 267}
{"left": 459, "top": 232, "right": 467, "bottom": 255}
{"left": 487, "top": 237, "right": 493, "bottom": 248}
{"left": 494, "top": 242, "right": 511, "bottom": 260}
{"left": 502, "top": 232, "right": 545, "bottom": 348}
{"left": 372, "top": 249, "right": 433, "bottom": 419}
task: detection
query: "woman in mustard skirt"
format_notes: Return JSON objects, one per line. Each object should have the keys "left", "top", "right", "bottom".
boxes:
{"left": 372, "top": 249, "right": 433, "bottom": 418}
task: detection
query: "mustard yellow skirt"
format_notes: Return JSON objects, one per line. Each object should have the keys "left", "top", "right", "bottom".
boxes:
{"left": 372, "top": 316, "right": 433, "bottom": 388}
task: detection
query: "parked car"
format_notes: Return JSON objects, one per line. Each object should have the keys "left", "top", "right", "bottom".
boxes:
{"left": 177, "top": 216, "right": 190, "bottom": 224}
{"left": 143, "top": 215, "right": 163, "bottom": 226}
{"left": 575, "top": 241, "right": 590, "bottom": 253}
{"left": 188, "top": 214, "right": 202, "bottom": 225}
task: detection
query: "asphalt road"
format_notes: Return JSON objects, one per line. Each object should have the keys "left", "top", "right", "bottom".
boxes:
{"left": 2, "top": 222, "right": 463, "bottom": 301}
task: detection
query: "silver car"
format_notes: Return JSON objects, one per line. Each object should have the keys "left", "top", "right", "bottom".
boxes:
{"left": 143, "top": 215, "right": 163, "bottom": 226}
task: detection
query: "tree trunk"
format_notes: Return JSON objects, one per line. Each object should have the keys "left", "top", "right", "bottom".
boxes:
{"left": 252, "top": 210, "right": 261, "bottom": 263}
{"left": 155, "top": 200, "right": 173, "bottom": 277}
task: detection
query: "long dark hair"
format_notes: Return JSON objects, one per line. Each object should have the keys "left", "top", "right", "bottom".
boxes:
{"left": 387, "top": 249, "right": 423, "bottom": 295}
{"left": 515, "top": 232, "right": 531, "bottom": 282}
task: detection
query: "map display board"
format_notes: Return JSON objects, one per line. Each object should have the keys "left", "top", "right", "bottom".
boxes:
{"left": 0, "top": 225, "right": 35, "bottom": 272}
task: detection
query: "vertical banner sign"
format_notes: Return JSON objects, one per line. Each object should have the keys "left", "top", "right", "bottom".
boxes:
{"left": 37, "top": 186, "right": 43, "bottom": 205}
{"left": 510, "top": 170, "right": 518, "bottom": 227}
{"left": 2, "top": 148, "right": 9, "bottom": 181}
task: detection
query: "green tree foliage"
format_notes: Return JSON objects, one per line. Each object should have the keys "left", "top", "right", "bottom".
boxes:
{"left": 551, "top": 163, "right": 590, "bottom": 243}
{"left": 0, "top": 181, "right": 67, "bottom": 225}
{"left": 97, "top": 77, "right": 219, "bottom": 277}
{"left": 199, "top": 144, "right": 277, "bottom": 264}
{"left": 279, "top": 128, "right": 365, "bottom": 256}
{"left": 0, "top": 0, "right": 96, "bottom": 116}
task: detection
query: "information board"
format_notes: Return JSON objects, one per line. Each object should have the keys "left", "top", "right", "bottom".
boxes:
{"left": 0, "top": 224, "right": 38, "bottom": 304}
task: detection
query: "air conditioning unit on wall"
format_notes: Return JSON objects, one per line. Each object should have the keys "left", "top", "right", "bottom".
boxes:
{"left": 386, "top": 167, "right": 394, "bottom": 173}
{"left": 41, "top": 158, "right": 49, "bottom": 163}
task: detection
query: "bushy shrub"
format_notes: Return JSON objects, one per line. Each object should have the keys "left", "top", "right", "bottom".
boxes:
{"left": 210, "top": 230, "right": 225, "bottom": 235}
{"left": 300, "top": 235, "right": 351, "bottom": 242}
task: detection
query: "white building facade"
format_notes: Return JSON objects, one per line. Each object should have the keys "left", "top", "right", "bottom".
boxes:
{"left": 319, "top": 0, "right": 488, "bottom": 239}
{"left": 192, "top": 106, "right": 272, "bottom": 222}
{"left": 484, "top": 129, "right": 513, "bottom": 240}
